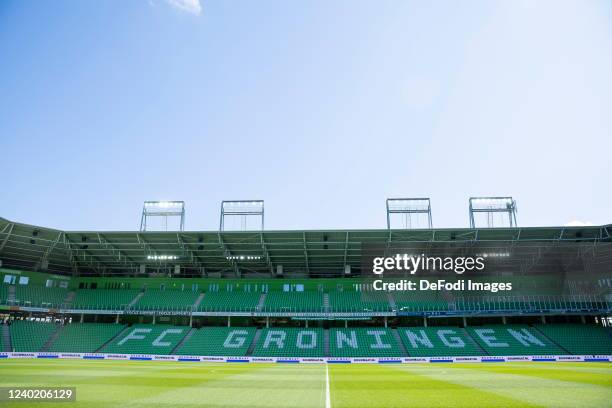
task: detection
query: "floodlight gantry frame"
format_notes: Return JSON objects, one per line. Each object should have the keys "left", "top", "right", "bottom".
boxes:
{"left": 140, "top": 200, "right": 185, "bottom": 232}
{"left": 469, "top": 196, "right": 517, "bottom": 228}
{"left": 219, "top": 200, "right": 264, "bottom": 231}
{"left": 386, "top": 198, "right": 433, "bottom": 229}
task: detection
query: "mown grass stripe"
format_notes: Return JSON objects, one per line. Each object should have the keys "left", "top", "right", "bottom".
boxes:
{"left": 396, "top": 363, "right": 611, "bottom": 408}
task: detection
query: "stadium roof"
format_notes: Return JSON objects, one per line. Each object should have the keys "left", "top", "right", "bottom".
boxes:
{"left": 0, "top": 217, "right": 610, "bottom": 278}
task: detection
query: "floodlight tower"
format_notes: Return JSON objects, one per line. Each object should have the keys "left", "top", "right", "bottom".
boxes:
{"left": 219, "top": 200, "right": 264, "bottom": 231}
{"left": 140, "top": 201, "right": 185, "bottom": 231}
{"left": 469, "top": 197, "right": 517, "bottom": 228}
{"left": 386, "top": 198, "right": 433, "bottom": 229}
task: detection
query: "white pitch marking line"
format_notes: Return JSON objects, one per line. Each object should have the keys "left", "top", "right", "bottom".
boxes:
{"left": 325, "top": 364, "right": 331, "bottom": 408}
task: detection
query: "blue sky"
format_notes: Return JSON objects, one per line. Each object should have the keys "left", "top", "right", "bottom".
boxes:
{"left": 0, "top": 0, "right": 610, "bottom": 231}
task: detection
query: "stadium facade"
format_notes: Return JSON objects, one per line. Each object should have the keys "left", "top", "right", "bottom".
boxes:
{"left": 0, "top": 215, "right": 611, "bottom": 362}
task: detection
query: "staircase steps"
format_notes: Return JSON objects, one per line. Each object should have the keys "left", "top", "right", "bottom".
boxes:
{"left": 62, "top": 291, "right": 76, "bottom": 308}
{"left": 192, "top": 293, "right": 205, "bottom": 310}
{"left": 392, "top": 328, "right": 409, "bottom": 356}
{"left": 127, "top": 292, "right": 144, "bottom": 308}
{"left": 324, "top": 329, "right": 330, "bottom": 357}
{"left": 531, "top": 325, "right": 572, "bottom": 354}
{"left": 246, "top": 328, "right": 262, "bottom": 356}
{"left": 387, "top": 293, "right": 397, "bottom": 311}
{"left": 7, "top": 286, "right": 15, "bottom": 305}
{"left": 94, "top": 325, "right": 130, "bottom": 353}
{"left": 257, "top": 293, "right": 267, "bottom": 312}
{"left": 1, "top": 324, "right": 11, "bottom": 352}
{"left": 171, "top": 328, "right": 196, "bottom": 354}
{"left": 461, "top": 328, "right": 488, "bottom": 355}
{"left": 41, "top": 325, "right": 64, "bottom": 352}
{"left": 323, "top": 294, "right": 330, "bottom": 314}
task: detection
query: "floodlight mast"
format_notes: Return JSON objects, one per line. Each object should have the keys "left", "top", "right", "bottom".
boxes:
{"left": 139, "top": 201, "right": 185, "bottom": 231}
{"left": 469, "top": 196, "right": 517, "bottom": 228}
{"left": 386, "top": 198, "right": 433, "bottom": 229}
{"left": 219, "top": 200, "right": 264, "bottom": 231}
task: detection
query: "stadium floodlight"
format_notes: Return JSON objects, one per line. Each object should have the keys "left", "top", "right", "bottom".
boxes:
{"left": 140, "top": 200, "right": 185, "bottom": 231}
{"left": 386, "top": 198, "right": 433, "bottom": 229}
{"left": 226, "top": 255, "right": 262, "bottom": 261}
{"left": 146, "top": 254, "right": 179, "bottom": 261}
{"left": 469, "top": 196, "right": 517, "bottom": 228}
{"left": 219, "top": 200, "right": 264, "bottom": 231}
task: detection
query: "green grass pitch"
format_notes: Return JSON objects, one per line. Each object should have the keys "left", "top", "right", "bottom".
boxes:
{"left": 0, "top": 360, "right": 610, "bottom": 407}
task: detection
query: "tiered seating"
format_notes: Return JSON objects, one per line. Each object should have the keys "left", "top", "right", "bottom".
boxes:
{"left": 534, "top": 324, "right": 612, "bottom": 355}
{"left": 466, "top": 325, "right": 563, "bottom": 356}
{"left": 329, "top": 328, "right": 402, "bottom": 357}
{"left": 72, "top": 289, "right": 139, "bottom": 310}
{"left": 253, "top": 328, "right": 324, "bottom": 357}
{"left": 133, "top": 289, "right": 200, "bottom": 311}
{"left": 6, "top": 321, "right": 611, "bottom": 357}
{"left": 398, "top": 327, "right": 482, "bottom": 356}
{"left": 329, "top": 291, "right": 391, "bottom": 313}
{"left": 101, "top": 324, "right": 188, "bottom": 355}
{"left": 49, "top": 323, "right": 126, "bottom": 353}
{"left": 10, "top": 320, "right": 57, "bottom": 352}
{"left": 0, "top": 284, "right": 8, "bottom": 304}
{"left": 198, "top": 291, "right": 261, "bottom": 312}
{"left": 393, "top": 291, "right": 449, "bottom": 312}
{"left": 263, "top": 292, "right": 324, "bottom": 313}
{"left": 13, "top": 285, "right": 68, "bottom": 308}
{"left": 177, "top": 327, "right": 256, "bottom": 356}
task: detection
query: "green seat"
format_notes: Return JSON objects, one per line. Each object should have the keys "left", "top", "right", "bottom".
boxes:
{"left": 399, "top": 326, "right": 483, "bottom": 356}
{"left": 253, "top": 328, "right": 324, "bottom": 357}
{"left": 10, "top": 320, "right": 56, "bottom": 352}
{"left": 177, "top": 327, "right": 256, "bottom": 356}
{"left": 466, "top": 325, "right": 564, "bottom": 356}
{"left": 330, "top": 328, "right": 402, "bottom": 357}
{"left": 198, "top": 292, "right": 261, "bottom": 312}
{"left": 133, "top": 289, "right": 199, "bottom": 311}
{"left": 72, "top": 289, "right": 139, "bottom": 310}
{"left": 263, "top": 292, "right": 324, "bottom": 313}
{"left": 14, "top": 285, "right": 68, "bottom": 308}
{"left": 0, "top": 284, "right": 8, "bottom": 305}
{"left": 49, "top": 323, "right": 126, "bottom": 353}
{"left": 329, "top": 291, "right": 390, "bottom": 313}
{"left": 100, "top": 324, "right": 189, "bottom": 355}
{"left": 534, "top": 324, "right": 612, "bottom": 355}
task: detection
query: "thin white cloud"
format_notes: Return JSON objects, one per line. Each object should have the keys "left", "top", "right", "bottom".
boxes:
{"left": 564, "top": 220, "right": 594, "bottom": 227}
{"left": 164, "top": 0, "right": 202, "bottom": 15}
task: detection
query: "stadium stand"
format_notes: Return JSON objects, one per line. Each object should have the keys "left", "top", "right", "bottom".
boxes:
{"left": 72, "top": 289, "right": 140, "bottom": 310}
{"left": 177, "top": 327, "right": 256, "bottom": 356}
{"left": 393, "top": 291, "right": 449, "bottom": 312}
{"left": 398, "top": 326, "right": 483, "bottom": 356}
{"left": 100, "top": 324, "right": 189, "bottom": 355}
{"left": 329, "top": 328, "right": 403, "bottom": 357}
{"left": 48, "top": 323, "right": 126, "bottom": 353}
{"left": 13, "top": 285, "right": 68, "bottom": 308}
{"left": 198, "top": 291, "right": 261, "bottom": 312}
{"left": 0, "top": 284, "right": 8, "bottom": 305}
{"left": 133, "top": 289, "right": 200, "bottom": 311}
{"left": 10, "top": 320, "right": 57, "bottom": 352}
{"left": 4, "top": 320, "right": 612, "bottom": 357}
{"left": 466, "top": 325, "right": 564, "bottom": 356}
{"left": 534, "top": 324, "right": 612, "bottom": 355}
{"left": 253, "top": 328, "right": 324, "bottom": 357}
{"left": 263, "top": 291, "right": 324, "bottom": 313}
{"left": 329, "top": 291, "right": 391, "bottom": 313}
